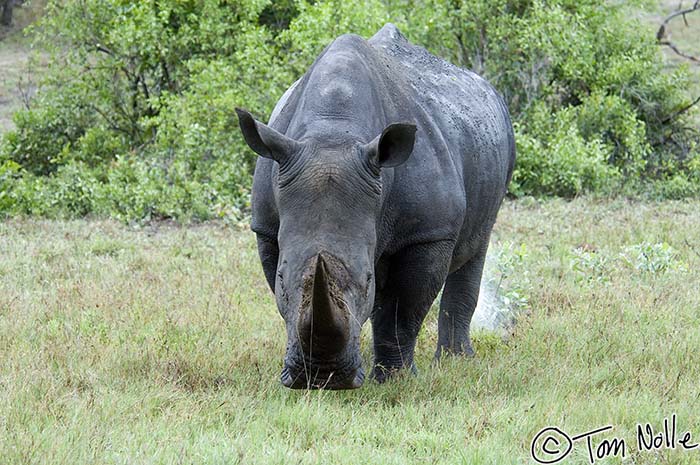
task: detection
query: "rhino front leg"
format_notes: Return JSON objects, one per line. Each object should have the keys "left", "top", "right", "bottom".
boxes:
{"left": 371, "top": 241, "right": 453, "bottom": 382}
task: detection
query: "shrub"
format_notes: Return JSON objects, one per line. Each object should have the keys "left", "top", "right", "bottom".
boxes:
{"left": 570, "top": 247, "right": 611, "bottom": 285}
{"left": 0, "top": 160, "right": 21, "bottom": 215}
{"left": 1, "top": 0, "right": 698, "bottom": 222}
{"left": 2, "top": 81, "right": 101, "bottom": 175}
{"left": 511, "top": 104, "right": 620, "bottom": 197}
{"left": 620, "top": 242, "right": 687, "bottom": 275}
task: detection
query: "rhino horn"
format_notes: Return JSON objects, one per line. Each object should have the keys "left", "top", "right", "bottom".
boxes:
{"left": 298, "top": 253, "right": 350, "bottom": 355}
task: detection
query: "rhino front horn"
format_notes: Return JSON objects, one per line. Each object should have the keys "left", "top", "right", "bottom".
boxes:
{"left": 298, "top": 253, "right": 350, "bottom": 356}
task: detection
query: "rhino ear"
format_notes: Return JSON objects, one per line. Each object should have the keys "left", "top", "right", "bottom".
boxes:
{"left": 365, "top": 123, "right": 417, "bottom": 168}
{"left": 236, "top": 108, "right": 301, "bottom": 162}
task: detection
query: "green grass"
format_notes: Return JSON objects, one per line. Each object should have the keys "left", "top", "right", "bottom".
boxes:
{"left": 1, "top": 197, "right": 699, "bottom": 464}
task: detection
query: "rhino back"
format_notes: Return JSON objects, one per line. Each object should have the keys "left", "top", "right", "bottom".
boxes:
{"left": 369, "top": 24, "right": 515, "bottom": 265}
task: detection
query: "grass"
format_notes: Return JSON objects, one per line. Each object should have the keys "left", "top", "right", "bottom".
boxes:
{"left": 1, "top": 197, "right": 699, "bottom": 464}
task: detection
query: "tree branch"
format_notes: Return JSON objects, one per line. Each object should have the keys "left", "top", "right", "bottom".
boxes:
{"left": 657, "top": 0, "right": 700, "bottom": 64}
{"left": 662, "top": 94, "right": 700, "bottom": 124}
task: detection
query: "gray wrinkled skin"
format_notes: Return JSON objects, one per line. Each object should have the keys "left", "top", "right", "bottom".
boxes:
{"left": 237, "top": 24, "right": 515, "bottom": 389}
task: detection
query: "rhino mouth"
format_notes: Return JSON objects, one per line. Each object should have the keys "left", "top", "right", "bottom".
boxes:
{"left": 280, "top": 348, "right": 364, "bottom": 390}
{"left": 280, "top": 364, "right": 365, "bottom": 390}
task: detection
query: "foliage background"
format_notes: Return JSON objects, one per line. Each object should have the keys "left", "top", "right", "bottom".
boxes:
{"left": 1, "top": 0, "right": 699, "bottom": 222}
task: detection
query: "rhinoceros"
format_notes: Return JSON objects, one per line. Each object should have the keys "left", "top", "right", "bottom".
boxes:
{"left": 236, "top": 23, "right": 515, "bottom": 389}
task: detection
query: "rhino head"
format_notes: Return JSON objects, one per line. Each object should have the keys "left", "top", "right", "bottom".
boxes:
{"left": 237, "top": 108, "right": 416, "bottom": 389}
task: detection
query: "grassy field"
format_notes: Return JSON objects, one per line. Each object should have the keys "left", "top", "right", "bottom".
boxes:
{"left": 1, "top": 197, "right": 699, "bottom": 464}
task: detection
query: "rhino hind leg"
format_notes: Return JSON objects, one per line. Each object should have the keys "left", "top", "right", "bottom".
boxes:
{"left": 435, "top": 246, "right": 488, "bottom": 359}
{"left": 371, "top": 241, "right": 454, "bottom": 383}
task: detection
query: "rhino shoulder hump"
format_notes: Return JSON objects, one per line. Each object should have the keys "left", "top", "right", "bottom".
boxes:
{"left": 370, "top": 23, "right": 408, "bottom": 45}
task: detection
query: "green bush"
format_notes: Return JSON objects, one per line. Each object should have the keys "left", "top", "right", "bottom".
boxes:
{"left": 0, "top": 0, "right": 698, "bottom": 222}
{"left": 1, "top": 0, "right": 275, "bottom": 221}
{"left": 511, "top": 123, "right": 618, "bottom": 198}
{"left": 2, "top": 82, "right": 101, "bottom": 175}
{"left": 621, "top": 242, "right": 687, "bottom": 275}
{"left": 511, "top": 101, "right": 622, "bottom": 196}
{"left": 0, "top": 160, "right": 21, "bottom": 215}
{"left": 95, "top": 155, "right": 250, "bottom": 223}
{"left": 394, "top": 0, "right": 697, "bottom": 193}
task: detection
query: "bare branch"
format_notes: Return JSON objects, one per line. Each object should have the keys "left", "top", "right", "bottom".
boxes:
{"left": 657, "top": 0, "right": 700, "bottom": 63}
{"left": 662, "top": 94, "right": 700, "bottom": 124}
{"left": 658, "top": 39, "right": 700, "bottom": 63}
{"left": 89, "top": 103, "right": 133, "bottom": 137}
{"left": 95, "top": 44, "right": 114, "bottom": 56}
{"left": 16, "top": 76, "right": 34, "bottom": 111}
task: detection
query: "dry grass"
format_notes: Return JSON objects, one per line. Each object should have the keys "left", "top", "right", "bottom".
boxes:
{"left": 1, "top": 197, "right": 699, "bottom": 464}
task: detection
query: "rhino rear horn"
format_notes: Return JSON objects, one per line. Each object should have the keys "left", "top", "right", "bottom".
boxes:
{"left": 298, "top": 253, "right": 350, "bottom": 355}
